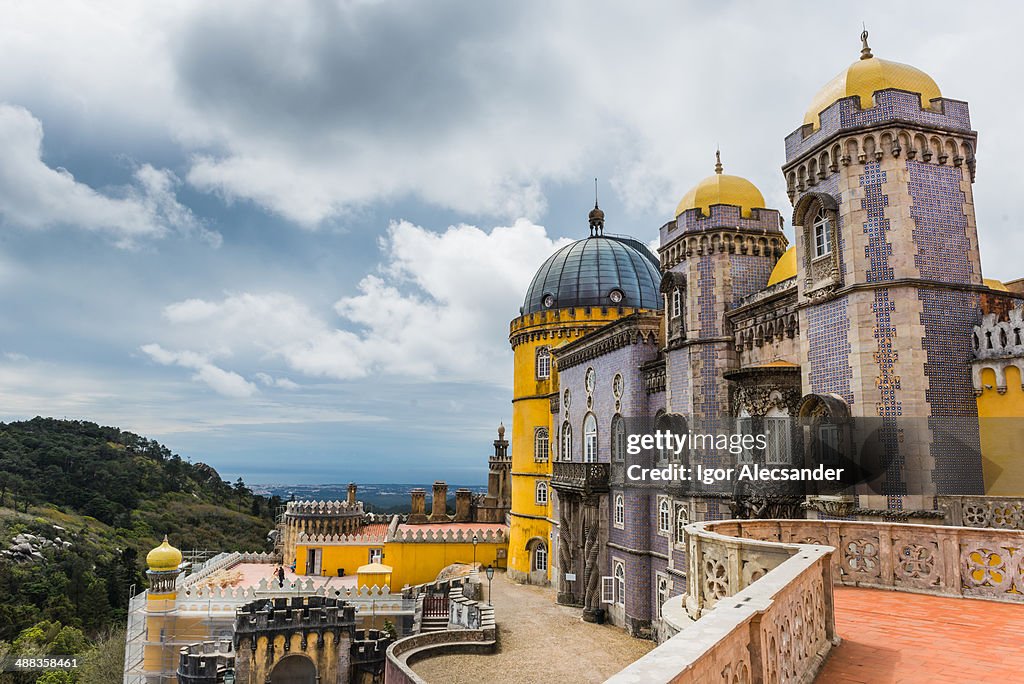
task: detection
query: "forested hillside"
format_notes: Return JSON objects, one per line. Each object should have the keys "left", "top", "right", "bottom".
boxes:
{"left": 0, "top": 417, "right": 281, "bottom": 680}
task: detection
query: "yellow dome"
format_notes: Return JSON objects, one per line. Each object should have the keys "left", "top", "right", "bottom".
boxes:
{"left": 676, "top": 152, "right": 765, "bottom": 219}
{"left": 767, "top": 247, "right": 797, "bottom": 286}
{"left": 804, "top": 32, "right": 941, "bottom": 129}
{"left": 146, "top": 535, "right": 182, "bottom": 572}
{"left": 984, "top": 278, "right": 1009, "bottom": 292}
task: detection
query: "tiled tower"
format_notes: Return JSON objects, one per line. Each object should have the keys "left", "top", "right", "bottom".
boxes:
{"left": 659, "top": 153, "right": 787, "bottom": 425}
{"left": 785, "top": 31, "right": 985, "bottom": 512}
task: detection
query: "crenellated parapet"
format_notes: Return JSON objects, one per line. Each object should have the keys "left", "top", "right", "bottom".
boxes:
{"left": 234, "top": 596, "right": 357, "bottom": 684}
{"left": 659, "top": 219, "right": 787, "bottom": 271}
{"left": 389, "top": 527, "right": 507, "bottom": 544}
{"left": 785, "top": 89, "right": 974, "bottom": 165}
{"left": 177, "top": 640, "right": 233, "bottom": 683}
{"left": 971, "top": 305, "right": 1024, "bottom": 393}
{"left": 296, "top": 529, "right": 388, "bottom": 545}
{"left": 509, "top": 305, "right": 650, "bottom": 350}
{"left": 285, "top": 499, "right": 365, "bottom": 517}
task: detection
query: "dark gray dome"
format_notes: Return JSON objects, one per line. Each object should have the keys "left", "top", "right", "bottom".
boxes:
{"left": 522, "top": 234, "right": 662, "bottom": 314}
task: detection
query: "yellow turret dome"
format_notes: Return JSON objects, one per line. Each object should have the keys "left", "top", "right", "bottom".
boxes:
{"left": 767, "top": 247, "right": 797, "bottom": 286}
{"left": 675, "top": 151, "right": 765, "bottom": 219}
{"left": 146, "top": 535, "right": 182, "bottom": 572}
{"left": 804, "top": 31, "right": 940, "bottom": 129}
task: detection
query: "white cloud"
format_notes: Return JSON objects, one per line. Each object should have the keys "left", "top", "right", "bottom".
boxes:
{"left": 141, "top": 343, "right": 257, "bottom": 397}
{"left": 254, "top": 372, "right": 299, "bottom": 390}
{"left": 147, "top": 218, "right": 569, "bottom": 385}
{"left": 0, "top": 104, "right": 218, "bottom": 247}
{"left": 1, "top": 3, "right": 1021, "bottom": 275}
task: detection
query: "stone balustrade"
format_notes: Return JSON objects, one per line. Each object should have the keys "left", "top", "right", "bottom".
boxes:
{"left": 939, "top": 495, "right": 1024, "bottom": 531}
{"left": 610, "top": 517, "right": 1024, "bottom": 683}
{"left": 719, "top": 519, "right": 1024, "bottom": 603}
{"left": 180, "top": 551, "right": 280, "bottom": 589}
{"left": 612, "top": 520, "right": 834, "bottom": 683}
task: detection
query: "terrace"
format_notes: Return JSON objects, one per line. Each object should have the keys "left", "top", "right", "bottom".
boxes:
{"left": 609, "top": 513, "right": 1024, "bottom": 682}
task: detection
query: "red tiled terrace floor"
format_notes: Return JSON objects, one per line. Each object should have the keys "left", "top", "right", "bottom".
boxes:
{"left": 818, "top": 586, "right": 1024, "bottom": 683}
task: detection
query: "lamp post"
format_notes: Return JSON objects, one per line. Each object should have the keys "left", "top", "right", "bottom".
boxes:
{"left": 472, "top": 533, "right": 479, "bottom": 570}
{"left": 485, "top": 564, "right": 494, "bottom": 606}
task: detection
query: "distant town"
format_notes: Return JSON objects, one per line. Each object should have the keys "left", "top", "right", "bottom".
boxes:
{"left": 251, "top": 483, "right": 488, "bottom": 514}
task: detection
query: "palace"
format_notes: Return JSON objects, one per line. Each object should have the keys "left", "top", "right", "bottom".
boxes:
{"left": 506, "top": 30, "right": 1024, "bottom": 641}
{"left": 124, "top": 432, "right": 510, "bottom": 683}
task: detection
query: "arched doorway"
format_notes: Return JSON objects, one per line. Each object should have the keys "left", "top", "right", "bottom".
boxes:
{"left": 269, "top": 654, "right": 317, "bottom": 684}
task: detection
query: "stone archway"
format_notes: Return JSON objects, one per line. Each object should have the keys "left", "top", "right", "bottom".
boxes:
{"left": 269, "top": 654, "right": 317, "bottom": 684}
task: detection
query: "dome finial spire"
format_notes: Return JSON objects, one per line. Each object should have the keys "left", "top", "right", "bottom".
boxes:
{"left": 588, "top": 177, "right": 605, "bottom": 237}
{"left": 860, "top": 25, "right": 873, "bottom": 60}
{"left": 714, "top": 148, "right": 723, "bottom": 175}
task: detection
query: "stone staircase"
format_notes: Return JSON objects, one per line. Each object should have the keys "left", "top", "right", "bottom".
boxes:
{"left": 419, "top": 614, "right": 450, "bottom": 633}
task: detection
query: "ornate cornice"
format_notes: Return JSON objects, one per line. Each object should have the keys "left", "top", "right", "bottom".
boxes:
{"left": 551, "top": 314, "right": 662, "bottom": 371}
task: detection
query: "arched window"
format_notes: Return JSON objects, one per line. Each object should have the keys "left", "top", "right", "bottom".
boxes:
{"left": 813, "top": 208, "right": 832, "bottom": 258}
{"left": 561, "top": 421, "right": 572, "bottom": 461}
{"left": 657, "top": 575, "right": 669, "bottom": 619}
{"left": 658, "top": 499, "right": 670, "bottom": 534}
{"left": 535, "top": 347, "right": 551, "bottom": 379}
{"left": 611, "top": 414, "right": 625, "bottom": 461}
{"left": 614, "top": 494, "right": 624, "bottom": 527}
{"left": 583, "top": 414, "right": 597, "bottom": 463}
{"left": 614, "top": 561, "right": 625, "bottom": 605}
{"left": 671, "top": 289, "right": 682, "bottom": 318}
{"left": 534, "top": 427, "right": 549, "bottom": 462}
{"left": 676, "top": 505, "right": 689, "bottom": 543}
{"left": 533, "top": 542, "right": 547, "bottom": 572}
{"left": 535, "top": 481, "right": 548, "bottom": 505}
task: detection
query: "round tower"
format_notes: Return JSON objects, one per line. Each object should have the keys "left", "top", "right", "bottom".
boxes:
{"left": 508, "top": 200, "right": 662, "bottom": 584}
{"left": 143, "top": 535, "right": 183, "bottom": 681}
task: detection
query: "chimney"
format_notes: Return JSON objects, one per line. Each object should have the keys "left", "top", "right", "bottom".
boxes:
{"left": 429, "top": 481, "right": 449, "bottom": 522}
{"left": 347, "top": 482, "right": 357, "bottom": 507}
{"left": 409, "top": 488, "right": 427, "bottom": 523}
{"left": 455, "top": 488, "right": 472, "bottom": 522}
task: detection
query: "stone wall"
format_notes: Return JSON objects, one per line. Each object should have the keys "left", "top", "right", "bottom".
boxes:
{"left": 609, "top": 520, "right": 835, "bottom": 683}
{"left": 610, "top": 517, "right": 1024, "bottom": 682}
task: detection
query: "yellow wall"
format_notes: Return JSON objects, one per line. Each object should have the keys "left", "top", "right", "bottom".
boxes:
{"left": 976, "top": 366, "right": 1024, "bottom": 495}
{"left": 144, "top": 595, "right": 209, "bottom": 678}
{"left": 295, "top": 540, "right": 506, "bottom": 589}
{"left": 507, "top": 306, "right": 652, "bottom": 582}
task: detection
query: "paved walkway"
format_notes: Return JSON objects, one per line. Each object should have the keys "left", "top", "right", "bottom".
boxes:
{"left": 819, "top": 587, "right": 1024, "bottom": 683}
{"left": 412, "top": 571, "right": 654, "bottom": 683}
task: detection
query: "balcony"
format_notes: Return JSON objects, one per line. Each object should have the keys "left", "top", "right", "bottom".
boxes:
{"left": 550, "top": 462, "right": 609, "bottom": 494}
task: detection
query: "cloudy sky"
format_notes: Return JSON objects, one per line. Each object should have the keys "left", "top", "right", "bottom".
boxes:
{"left": 0, "top": 1, "right": 1020, "bottom": 484}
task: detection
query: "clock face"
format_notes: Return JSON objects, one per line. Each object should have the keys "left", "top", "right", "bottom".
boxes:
{"left": 609, "top": 289, "right": 624, "bottom": 304}
{"left": 543, "top": 294, "right": 555, "bottom": 308}
{"left": 613, "top": 373, "right": 623, "bottom": 398}
{"left": 585, "top": 368, "right": 595, "bottom": 393}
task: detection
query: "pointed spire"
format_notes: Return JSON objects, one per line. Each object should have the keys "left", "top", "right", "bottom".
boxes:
{"left": 860, "top": 26, "right": 873, "bottom": 60}
{"left": 714, "top": 148, "right": 723, "bottom": 175}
